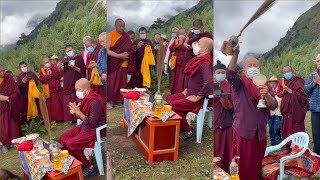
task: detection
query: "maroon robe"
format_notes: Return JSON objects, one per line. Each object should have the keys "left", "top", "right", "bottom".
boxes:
{"left": 86, "top": 44, "right": 104, "bottom": 97}
{"left": 61, "top": 55, "right": 86, "bottom": 121}
{"left": 128, "top": 38, "right": 154, "bottom": 88}
{"left": 214, "top": 81, "right": 234, "bottom": 174}
{"left": 276, "top": 76, "right": 309, "bottom": 140}
{"left": 169, "top": 40, "right": 186, "bottom": 94}
{"left": 107, "top": 32, "right": 135, "bottom": 103}
{"left": 177, "top": 31, "right": 213, "bottom": 92}
{"left": 0, "top": 73, "right": 22, "bottom": 145}
{"left": 38, "top": 64, "right": 64, "bottom": 121}
{"left": 17, "top": 70, "right": 39, "bottom": 124}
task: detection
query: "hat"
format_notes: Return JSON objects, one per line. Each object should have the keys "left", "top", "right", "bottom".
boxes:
{"left": 17, "top": 141, "right": 33, "bottom": 151}
{"left": 160, "top": 34, "right": 167, "bottom": 40}
{"left": 50, "top": 54, "right": 59, "bottom": 60}
{"left": 123, "top": 91, "right": 140, "bottom": 100}
{"left": 214, "top": 60, "right": 226, "bottom": 71}
{"left": 314, "top": 54, "right": 320, "bottom": 61}
{"left": 268, "top": 75, "right": 278, "bottom": 82}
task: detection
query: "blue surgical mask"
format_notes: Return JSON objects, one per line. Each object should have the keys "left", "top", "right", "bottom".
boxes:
{"left": 284, "top": 72, "right": 293, "bottom": 80}
{"left": 87, "top": 46, "right": 94, "bottom": 53}
{"left": 192, "top": 29, "right": 201, "bottom": 34}
{"left": 171, "top": 33, "right": 177, "bottom": 39}
{"left": 21, "top": 67, "right": 28, "bottom": 73}
{"left": 66, "top": 51, "right": 75, "bottom": 57}
{"left": 215, "top": 74, "right": 226, "bottom": 82}
{"left": 140, "top": 34, "right": 146, "bottom": 39}
{"left": 45, "top": 63, "right": 51, "bottom": 68}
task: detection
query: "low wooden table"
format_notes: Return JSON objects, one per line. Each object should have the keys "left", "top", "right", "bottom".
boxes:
{"left": 123, "top": 114, "right": 181, "bottom": 164}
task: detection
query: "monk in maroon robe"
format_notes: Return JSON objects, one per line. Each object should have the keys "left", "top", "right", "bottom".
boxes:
{"left": 39, "top": 57, "right": 64, "bottom": 121}
{"left": 226, "top": 46, "right": 277, "bottom": 180}
{"left": 0, "top": 65, "right": 22, "bottom": 152}
{"left": 176, "top": 19, "right": 212, "bottom": 93}
{"left": 58, "top": 45, "right": 86, "bottom": 122}
{"left": 107, "top": 19, "right": 135, "bottom": 104}
{"left": 167, "top": 37, "right": 213, "bottom": 141}
{"left": 60, "top": 78, "right": 106, "bottom": 177}
{"left": 213, "top": 60, "right": 234, "bottom": 173}
{"left": 85, "top": 39, "right": 104, "bottom": 97}
{"left": 128, "top": 27, "right": 154, "bottom": 88}
{"left": 16, "top": 61, "right": 39, "bottom": 124}
{"left": 276, "top": 66, "right": 309, "bottom": 140}
{"left": 169, "top": 28, "right": 187, "bottom": 95}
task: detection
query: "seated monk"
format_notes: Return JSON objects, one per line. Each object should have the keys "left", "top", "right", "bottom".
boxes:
{"left": 59, "top": 78, "right": 106, "bottom": 177}
{"left": 166, "top": 37, "right": 213, "bottom": 141}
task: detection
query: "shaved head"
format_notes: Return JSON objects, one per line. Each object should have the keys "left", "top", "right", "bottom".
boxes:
{"left": 193, "top": 19, "right": 203, "bottom": 27}
{"left": 115, "top": 18, "right": 125, "bottom": 34}
{"left": 197, "top": 37, "right": 213, "bottom": 57}
{"left": 76, "top": 78, "right": 91, "bottom": 90}
{"left": 283, "top": 66, "right": 293, "bottom": 74}
{"left": 42, "top": 57, "right": 50, "bottom": 65}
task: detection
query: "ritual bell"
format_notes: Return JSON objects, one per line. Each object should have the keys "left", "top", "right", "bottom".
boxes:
{"left": 220, "top": 35, "right": 239, "bottom": 55}
{"left": 257, "top": 99, "right": 267, "bottom": 108}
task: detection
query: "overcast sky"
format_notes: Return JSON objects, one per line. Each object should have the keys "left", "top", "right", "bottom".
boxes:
{"left": 0, "top": 0, "right": 59, "bottom": 46}
{"left": 214, "top": 1, "right": 319, "bottom": 66}
{"left": 107, "top": 0, "right": 199, "bottom": 31}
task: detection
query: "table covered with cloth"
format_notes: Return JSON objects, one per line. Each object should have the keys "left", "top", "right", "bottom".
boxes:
{"left": 214, "top": 165, "right": 230, "bottom": 180}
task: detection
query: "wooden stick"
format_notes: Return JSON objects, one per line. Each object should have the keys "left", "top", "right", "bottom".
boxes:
{"left": 39, "top": 94, "right": 52, "bottom": 141}
{"left": 157, "top": 38, "right": 165, "bottom": 91}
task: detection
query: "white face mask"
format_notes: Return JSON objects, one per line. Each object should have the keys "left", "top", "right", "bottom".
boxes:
{"left": 21, "top": 67, "right": 28, "bottom": 73}
{"left": 45, "top": 63, "right": 51, "bottom": 68}
{"left": 193, "top": 44, "right": 201, "bottom": 55}
{"left": 246, "top": 67, "right": 260, "bottom": 79}
{"left": 76, "top": 91, "right": 85, "bottom": 99}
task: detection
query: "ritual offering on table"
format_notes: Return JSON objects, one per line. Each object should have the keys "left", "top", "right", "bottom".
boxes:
{"left": 164, "top": 105, "right": 172, "bottom": 112}
{"left": 60, "top": 150, "right": 69, "bottom": 159}
{"left": 253, "top": 74, "right": 268, "bottom": 108}
{"left": 50, "top": 142, "right": 62, "bottom": 170}
{"left": 229, "top": 156, "right": 240, "bottom": 180}
{"left": 153, "top": 90, "right": 164, "bottom": 118}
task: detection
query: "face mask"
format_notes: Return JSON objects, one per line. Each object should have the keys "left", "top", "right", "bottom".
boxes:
{"left": 171, "top": 33, "right": 177, "bottom": 39}
{"left": 246, "top": 67, "right": 260, "bottom": 79}
{"left": 76, "top": 91, "right": 85, "bottom": 99}
{"left": 66, "top": 50, "right": 75, "bottom": 57}
{"left": 87, "top": 46, "right": 94, "bottom": 53}
{"left": 179, "top": 35, "right": 185, "bottom": 40}
{"left": 284, "top": 72, "right": 293, "bottom": 80}
{"left": 21, "top": 67, "right": 28, "bottom": 73}
{"left": 215, "top": 74, "right": 226, "bottom": 82}
{"left": 45, "top": 63, "right": 51, "bottom": 68}
{"left": 192, "top": 29, "right": 201, "bottom": 34}
{"left": 193, "top": 44, "right": 201, "bottom": 55}
{"left": 140, "top": 34, "right": 146, "bottom": 39}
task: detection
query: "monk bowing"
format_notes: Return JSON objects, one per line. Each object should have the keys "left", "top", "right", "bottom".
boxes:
{"left": 38, "top": 57, "right": 64, "bottom": 121}
{"left": 106, "top": 19, "right": 135, "bottom": 105}
{"left": 58, "top": 45, "right": 86, "bottom": 122}
{"left": 276, "top": 66, "right": 309, "bottom": 140}
{"left": 226, "top": 46, "right": 277, "bottom": 180}
{"left": 59, "top": 78, "right": 106, "bottom": 177}
{"left": 0, "top": 65, "right": 22, "bottom": 153}
{"left": 176, "top": 19, "right": 212, "bottom": 93}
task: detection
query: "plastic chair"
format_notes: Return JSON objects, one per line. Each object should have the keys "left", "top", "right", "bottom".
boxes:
{"left": 196, "top": 95, "right": 213, "bottom": 143}
{"left": 264, "top": 132, "right": 309, "bottom": 180}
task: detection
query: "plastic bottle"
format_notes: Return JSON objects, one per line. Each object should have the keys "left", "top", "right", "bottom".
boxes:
{"left": 51, "top": 143, "right": 62, "bottom": 170}
{"left": 154, "top": 90, "right": 164, "bottom": 118}
{"left": 229, "top": 156, "right": 240, "bottom": 180}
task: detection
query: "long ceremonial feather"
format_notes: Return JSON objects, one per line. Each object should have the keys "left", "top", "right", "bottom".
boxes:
{"left": 157, "top": 38, "right": 165, "bottom": 90}
{"left": 39, "top": 94, "right": 52, "bottom": 140}
{"left": 237, "top": 0, "right": 276, "bottom": 37}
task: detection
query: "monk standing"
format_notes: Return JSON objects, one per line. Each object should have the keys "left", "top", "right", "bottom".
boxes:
{"left": 16, "top": 61, "right": 39, "bottom": 124}
{"left": 277, "top": 66, "right": 308, "bottom": 140}
{"left": 106, "top": 19, "right": 135, "bottom": 105}
{"left": 58, "top": 45, "right": 86, "bottom": 122}
{"left": 176, "top": 19, "right": 212, "bottom": 93}
{"left": 169, "top": 28, "right": 187, "bottom": 94}
{"left": 0, "top": 65, "right": 22, "bottom": 153}
{"left": 38, "top": 57, "right": 64, "bottom": 121}
{"left": 226, "top": 46, "right": 277, "bottom": 179}
{"left": 97, "top": 32, "right": 107, "bottom": 99}
{"left": 163, "top": 27, "right": 179, "bottom": 76}
{"left": 213, "top": 60, "right": 233, "bottom": 173}
{"left": 59, "top": 78, "right": 106, "bottom": 177}
{"left": 167, "top": 37, "right": 213, "bottom": 141}
{"left": 82, "top": 36, "right": 92, "bottom": 68}
{"left": 128, "top": 30, "right": 135, "bottom": 43}
{"left": 128, "top": 27, "right": 154, "bottom": 88}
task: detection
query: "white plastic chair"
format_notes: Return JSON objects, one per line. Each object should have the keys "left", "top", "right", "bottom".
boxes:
{"left": 264, "top": 132, "right": 309, "bottom": 180}
{"left": 77, "top": 120, "right": 107, "bottom": 175}
{"left": 196, "top": 95, "right": 213, "bottom": 143}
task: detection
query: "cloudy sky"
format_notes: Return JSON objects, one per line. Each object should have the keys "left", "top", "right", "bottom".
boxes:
{"left": 0, "top": 0, "right": 59, "bottom": 46}
{"left": 214, "top": 1, "right": 319, "bottom": 66}
{"left": 107, "top": 0, "right": 199, "bottom": 31}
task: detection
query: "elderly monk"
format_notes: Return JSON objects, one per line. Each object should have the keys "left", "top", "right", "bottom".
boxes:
{"left": 59, "top": 78, "right": 106, "bottom": 177}
{"left": 163, "top": 27, "right": 179, "bottom": 75}
{"left": 0, "top": 65, "right": 22, "bottom": 153}
{"left": 214, "top": 60, "right": 234, "bottom": 174}
{"left": 167, "top": 37, "right": 213, "bottom": 141}
{"left": 107, "top": 18, "right": 135, "bottom": 105}
{"left": 16, "top": 61, "right": 39, "bottom": 124}
{"left": 128, "top": 27, "right": 154, "bottom": 88}
{"left": 169, "top": 28, "right": 187, "bottom": 94}
{"left": 97, "top": 32, "right": 107, "bottom": 98}
{"left": 176, "top": 19, "right": 212, "bottom": 93}
{"left": 84, "top": 37, "right": 104, "bottom": 97}
{"left": 82, "top": 36, "right": 92, "bottom": 67}
{"left": 277, "top": 66, "right": 308, "bottom": 141}
{"left": 38, "top": 57, "right": 63, "bottom": 121}
{"left": 226, "top": 46, "right": 277, "bottom": 180}
{"left": 58, "top": 45, "right": 86, "bottom": 122}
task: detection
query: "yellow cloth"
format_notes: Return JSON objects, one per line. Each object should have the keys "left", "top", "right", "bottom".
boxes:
{"left": 110, "top": 30, "right": 128, "bottom": 67}
{"left": 90, "top": 67, "right": 103, "bottom": 85}
{"left": 141, "top": 45, "right": 155, "bottom": 88}
{"left": 169, "top": 39, "right": 179, "bottom": 70}
{"left": 41, "top": 68, "right": 50, "bottom": 99}
{"left": 27, "top": 80, "right": 40, "bottom": 120}
{"left": 0, "top": 77, "right": 3, "bottom": 84}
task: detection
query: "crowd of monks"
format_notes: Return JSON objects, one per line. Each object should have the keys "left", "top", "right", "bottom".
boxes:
{"left": 214, "top": 45, "right": 320, "bottom": 179}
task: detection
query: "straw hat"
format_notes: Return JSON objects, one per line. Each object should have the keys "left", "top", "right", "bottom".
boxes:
{"left": 50, "top": 54, "right": 59, "bottom": 60}
{"left": 268, "top": 75, "right": 278, "bottom": 82}
{"left": 314, "top": 54, "right": 320, "bottom": 61}
{"left": 160, "top": 34, "right": 167, "bottom": 40}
